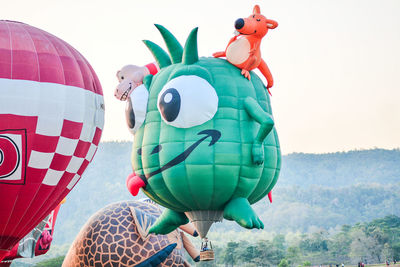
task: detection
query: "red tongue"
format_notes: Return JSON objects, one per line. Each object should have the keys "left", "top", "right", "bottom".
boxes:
{"left": 268, "top": 192, "right": 273, "bottom": 203}
{"left": 126, "top": 173, "right": 146, "bottom": 196}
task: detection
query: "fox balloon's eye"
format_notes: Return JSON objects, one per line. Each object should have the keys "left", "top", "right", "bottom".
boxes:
{"left": 157, "top": 75, "right": 218, "bottom": 128}
{"left": 256, "top": 19, "right": 261, "bottom": 22}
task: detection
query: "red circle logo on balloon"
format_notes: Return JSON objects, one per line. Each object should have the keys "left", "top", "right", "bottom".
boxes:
{"left": 0, "top": 131, "right": 23, "bottom": 181}
{"left": 0, "top": 20, "right": 105, "bottom": 253}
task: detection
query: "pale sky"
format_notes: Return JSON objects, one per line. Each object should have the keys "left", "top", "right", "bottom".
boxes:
{"left": 1, "top": 0, "right": 400, "bottom": 154}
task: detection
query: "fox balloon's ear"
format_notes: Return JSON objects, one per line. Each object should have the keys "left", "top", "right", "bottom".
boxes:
{"left": 266, "top": 19, "right": 278, "bottom": 29}
{"left": 253, "top": 5, "right": 260, "bottom": 14}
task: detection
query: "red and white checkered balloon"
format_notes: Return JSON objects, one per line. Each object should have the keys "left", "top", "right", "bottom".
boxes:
{"left": 0, "top": 20, "right": 104, "bottom": 258}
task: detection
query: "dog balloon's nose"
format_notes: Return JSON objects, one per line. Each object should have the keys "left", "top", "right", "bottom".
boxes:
{"left": 235, "top": 18, "right": 244, "bottom": 30}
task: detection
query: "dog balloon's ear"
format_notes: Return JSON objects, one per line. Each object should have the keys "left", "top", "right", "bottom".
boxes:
{"left": 253, "top": 5, "right": 260, "bottom": 14}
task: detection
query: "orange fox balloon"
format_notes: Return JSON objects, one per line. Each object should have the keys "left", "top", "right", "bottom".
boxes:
{"left": 213, "top": 5, "right": 278, "bottom": 92}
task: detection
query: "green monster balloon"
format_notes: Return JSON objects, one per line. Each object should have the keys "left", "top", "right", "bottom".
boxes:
{"left": 126, "top": 25, "right": 281, "bottom": 238}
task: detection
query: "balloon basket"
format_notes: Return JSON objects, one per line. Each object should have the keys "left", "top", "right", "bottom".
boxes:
{"left": 200, "top": 239, "right": 214, "bottom": 261}
{"left": 200, "top": 249, "right": 214, "bottom": 261}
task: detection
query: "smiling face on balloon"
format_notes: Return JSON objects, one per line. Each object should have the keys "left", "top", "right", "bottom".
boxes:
{"left": 129, "top": 25, "right": 280, "bottom": 214}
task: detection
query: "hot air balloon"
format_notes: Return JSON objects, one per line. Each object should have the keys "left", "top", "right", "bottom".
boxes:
{"left": 124, "top": 24, "right": 281, "bottom": 256}
{"left": 0, "top": 199, "right": 65, "bottom": 266}
{"left": 0, "top": 20, "right": 104, "bottom": 261}
{"left": 63, "top": 199, "right": 200, "bottom": 267}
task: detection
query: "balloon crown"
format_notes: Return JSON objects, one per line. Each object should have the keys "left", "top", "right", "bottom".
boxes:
{"left": 143, "top": 24, "right": 199, "bottom": 68}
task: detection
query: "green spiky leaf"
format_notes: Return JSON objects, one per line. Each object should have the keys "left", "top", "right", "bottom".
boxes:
{"left": 182, "top": 27, "right": 199, "bottom": 65}
{"left": 155, "top": 24, "right": 183, "bottom": 64}
{"left": 143, "top": 40, "right": 171, "bottom": 68}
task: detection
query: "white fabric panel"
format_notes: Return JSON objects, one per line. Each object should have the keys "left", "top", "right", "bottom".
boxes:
{"left": 0, "top": 78, "right": 104, "bottom": 130}
{"left": 65, "top": 156, "right": 85, "bottom": 173}
{"left": 85, "top": 143, "right": 97, "bottom": 161}
{"left": 79, "top": 123, "right": 95, "bottom": 142}
{"left": 36, "top": 116, "right": 63, "bottom": 136}
{"left": 67, "top": 174, "right": 81, "bottom": 190}
{"left": 42, "top": 169, "right": 64, "bottom": 186}
{"left": 55, "top": 137, "right": 79, "bottom": 156}
{"left": 28, "top": 151, "right": 54, "bottom": 169}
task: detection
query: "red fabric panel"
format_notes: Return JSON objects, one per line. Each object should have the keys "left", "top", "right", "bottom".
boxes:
{"left": 8, "top": 23, "right": 39, "bottom": 82}
{"left": 14, "top": 185, "right": 55, "bottom": 237}
{"left": 46, "top": 34, "right": 85, "bottom": 88}
{"left": 24, "top": 25, "right": 65, "bottom": 84}
{"left": 0, "top": 185, "right": 21, "bottom": 227}
{"left": 49, "top": 154, "right": 72, "bottom": 171}
{"left": 16, "top": 172, "right": 73, "bottom": 239}
{"left": 92, "top": 127, "right": 102, "bottom": 146}
{"left": 73, "top": 140, "right": 90, "bottom": 158}
{"left": 0, "top": 23, "right": 11, "bottom": 78}
{"left": 0, "top": 21, "right": 103, "bottom": 96}
{"left": 25, "top": 167, "right": 47, "bottom": 184}
{"left": 62, "top": 43, "right": 95, "bottom": 93}
{"left": 3, "top": 183, "right": 42, "bottom": 237}
{"left": 60, "top": 120, "right": 83, "bottom": 139}
{"left": 77, "top": 159, "right": 89, "bottom": 176}
{"left": 31, "top": 135, "right": 59, "bottom": 153}
{"left": 86, "top": 60, "right": 103, "bottom": 95}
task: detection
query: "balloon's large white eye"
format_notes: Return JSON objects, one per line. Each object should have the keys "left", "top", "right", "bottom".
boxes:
{"left": 157, "top": 75, "right": 218, "bottom": 128}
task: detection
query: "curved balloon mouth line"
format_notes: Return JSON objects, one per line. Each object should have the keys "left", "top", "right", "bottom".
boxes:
{"left": 238, "top": 30, "right": 257, "bottom": 36}
{"left": 138, "top": 129, "right": 221, "bottom": 182}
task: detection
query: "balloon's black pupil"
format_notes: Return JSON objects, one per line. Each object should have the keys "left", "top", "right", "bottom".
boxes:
{"left": 159, "top": 88, "right": 181, "bottom": 122}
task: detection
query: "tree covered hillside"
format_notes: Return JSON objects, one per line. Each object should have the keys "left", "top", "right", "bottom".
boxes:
{"left": 53, "top": 143, "right": 400, "bottom": 245}
{"left": 209, "top": 215, "right": 400, "bottom": 266}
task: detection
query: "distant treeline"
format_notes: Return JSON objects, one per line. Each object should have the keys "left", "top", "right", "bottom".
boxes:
{"left": 201, "top": 215, "right": 400, "bottom": 267}
{"left": 14, "top": 215, "right": 400, "bottom": 267}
